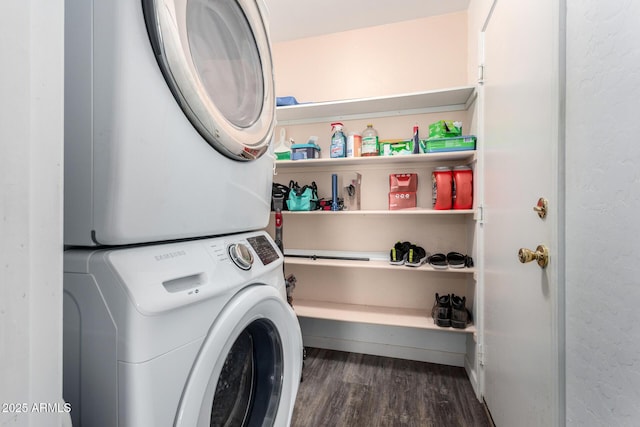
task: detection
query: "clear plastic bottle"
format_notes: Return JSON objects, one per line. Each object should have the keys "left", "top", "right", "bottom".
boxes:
{"left": 361, "top": 124, "right": 379, "bottom": 157}
{"left": 330, "top": 122, "right": 347, "bottom": 158}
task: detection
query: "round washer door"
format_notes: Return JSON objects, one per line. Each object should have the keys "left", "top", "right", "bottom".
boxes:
{"left": 143, "top": 0, "right": 275, "bottom": 161}
{"left": 175, "top": 285, "right": 303, "bottom": 427}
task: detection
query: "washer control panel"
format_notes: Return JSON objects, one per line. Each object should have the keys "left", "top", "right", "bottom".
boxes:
{"left": 92, "top": 231, "right": 282, "bottom": 314}
{"left": 228, "top": 242, "right": 254, "bottom": 270}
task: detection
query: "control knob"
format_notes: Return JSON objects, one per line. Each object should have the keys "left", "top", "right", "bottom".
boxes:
{"left": 228, "top": 243, "right": 253, "bottom": 270}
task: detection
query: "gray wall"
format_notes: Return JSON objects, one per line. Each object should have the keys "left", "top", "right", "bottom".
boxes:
{"left": 565, "top": 0, "right": 640, "bottom": 424}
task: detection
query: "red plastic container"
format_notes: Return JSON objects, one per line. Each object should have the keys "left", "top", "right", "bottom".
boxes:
{"left": 432, "top": 167, "right": 453, "bottom": 210}
{"left": 453, "top": 166, "right": 473, "bottom": 209}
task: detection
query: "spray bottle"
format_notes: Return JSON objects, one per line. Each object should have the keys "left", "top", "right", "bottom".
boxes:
{"left": 412, "top": 124, "right": 420, "bottom": 154}
{"left": 330, "top": 122, "right": 347, "bottom": 158}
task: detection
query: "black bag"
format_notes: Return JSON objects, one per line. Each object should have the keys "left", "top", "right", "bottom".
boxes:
{"left": 271, "top": 182, "right": 290, "bottom": 211}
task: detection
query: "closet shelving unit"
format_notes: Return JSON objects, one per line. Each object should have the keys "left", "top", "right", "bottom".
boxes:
{"left": 272, "top": 85, "right": 479, "bottom": 350}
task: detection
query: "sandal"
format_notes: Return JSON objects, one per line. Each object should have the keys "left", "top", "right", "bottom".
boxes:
{"left": 428, "top": 253, "right": 448, "bottom": 270}
{"left": 389, "top": 241, "right": 411, "bottom": 265}
{"left": 446, "top": 252, "right": 474, "bottom": 268}
{"left": 406, "top": 245, "right": 428, "bottom": 267}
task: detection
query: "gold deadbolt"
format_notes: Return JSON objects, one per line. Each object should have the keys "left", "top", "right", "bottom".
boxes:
{"left": 533, "top": 198, "right": 548, "bottom": 219}
{"left": 518, "top": 245, "right": 549, "bottom": 268}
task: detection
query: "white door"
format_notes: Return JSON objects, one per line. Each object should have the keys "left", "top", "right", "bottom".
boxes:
{"left": 481, "top": 1, "right": 563, "bottom": 425}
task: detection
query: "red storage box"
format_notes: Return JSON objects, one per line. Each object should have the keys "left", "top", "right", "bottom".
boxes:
{"left": 389, "top": 173, "right": 418, "bottom": 192}
{"left": 389, "top": 192, "right": 417, "bottom": 210}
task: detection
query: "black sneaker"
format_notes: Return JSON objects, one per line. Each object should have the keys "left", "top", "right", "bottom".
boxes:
{"left": 451, "top": 294, "right": 470, "bottom": 329}
{"left": 406, "top": 245, "right": 428, "bottom": 267}
{"left": 432, "top": 293, "right": 451, "bottom": 327}
{"left": 389, "top": 241, "right": 411, "bottom": 265}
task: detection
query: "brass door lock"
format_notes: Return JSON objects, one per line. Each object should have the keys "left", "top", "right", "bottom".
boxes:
{"left": 533, "top": 198, "right": 548, "bottom": 219}
{"left": 518, "top": 245, "right": 549, "bottom": 268}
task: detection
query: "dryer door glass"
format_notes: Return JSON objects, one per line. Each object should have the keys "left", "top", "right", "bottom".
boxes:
{"left": 143, "top": 0, "right": 275, "bottom": 161}
{"left": 210, "top": 319, "right": 283, "bottom": 426}
{"left": 187, "top": 0, "right": 263, "bottom": 129}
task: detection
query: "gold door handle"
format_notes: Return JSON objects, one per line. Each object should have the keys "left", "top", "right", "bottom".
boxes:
{"left": 518, "top": 245, "right": 549, "bottom": 268}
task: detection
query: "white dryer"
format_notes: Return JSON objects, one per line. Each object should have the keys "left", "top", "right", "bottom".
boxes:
{"left": 64, "top": 0, "right": 277, "bottom": 246}
{"left": 63, "top": 231, "right": 303, "bottom": 426}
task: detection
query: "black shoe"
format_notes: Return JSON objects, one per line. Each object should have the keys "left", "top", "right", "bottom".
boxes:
{"left": 446, "top": 252, "right": 474, "bottom": 268}
{"left": 406, "top": 244, "right": 428, "bottom": 267}
{"left": 451, "top": 294, "right": 470, "bottom": 329}
{"left": 428, "top": 253, "right": 448, "bottom": 270}
{"left": 389, "top": 241, "right": 411, "bottom": 265}
{"left": 432, "top": 293, "right": 451, "bottom": 327}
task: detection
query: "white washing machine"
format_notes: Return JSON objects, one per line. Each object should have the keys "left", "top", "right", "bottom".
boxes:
{"left": 64, "top": 0, "right": 277, "bottom": 246}
{"left": 63, "top": 231, "right": 303, "bottom": 426}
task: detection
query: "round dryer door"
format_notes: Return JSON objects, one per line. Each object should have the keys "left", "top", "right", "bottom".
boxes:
{"left": 174, "top": 285, "right": 303, "bottom": 426}
{"left": 142, "top": 0, "right": 275, "bottom": 161}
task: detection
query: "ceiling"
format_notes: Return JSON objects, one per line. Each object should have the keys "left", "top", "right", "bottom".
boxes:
{"left": 263, "top": 0, "right": 470, "bottom": 43}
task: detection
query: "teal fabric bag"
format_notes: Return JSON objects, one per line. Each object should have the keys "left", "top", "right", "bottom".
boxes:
{"left": 286, "top": 181, "right": 319, "bottom": 211}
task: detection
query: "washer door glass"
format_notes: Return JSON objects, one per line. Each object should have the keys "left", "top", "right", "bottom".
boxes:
{"left": 211, "top": 319, "right": 283, "bottom": 426}
{"left": 143, "top": 0, "right": 275, "bottom": 160}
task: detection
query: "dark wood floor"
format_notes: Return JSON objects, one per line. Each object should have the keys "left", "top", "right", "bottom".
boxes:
{"left": 291, "top": 348, "right": 492, "bottom": 427}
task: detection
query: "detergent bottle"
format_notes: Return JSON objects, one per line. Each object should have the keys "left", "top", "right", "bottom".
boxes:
{"left": 330, "top": 122, "right": 347, "bottom": 158}
{"left": 273, "top": 128, "right": 291, "bottom": 160}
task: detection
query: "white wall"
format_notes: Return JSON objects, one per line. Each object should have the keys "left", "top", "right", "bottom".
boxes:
{"left": 565, "top": 0, "right": 640, "bottom": 424}
{"left": 0, "top": 1, "right": 66, "bottom": 426}
{"left": 272, "top": 12, "right": 468, "bottom": 103}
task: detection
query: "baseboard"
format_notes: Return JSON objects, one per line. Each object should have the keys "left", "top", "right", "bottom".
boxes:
{"left": 302, "top": 334, "right": 466, "bottom": 367}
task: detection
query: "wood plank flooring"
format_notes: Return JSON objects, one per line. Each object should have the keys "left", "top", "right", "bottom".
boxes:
{"left": 291, "top": 348, "right": 492, "bottom": 427}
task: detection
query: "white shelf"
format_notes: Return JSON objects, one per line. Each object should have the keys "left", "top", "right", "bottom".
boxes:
{"left": 284, "top": 256, "right": 476, "bottom": 274}
{"left": 279, "top": 208, "right": 474, "bottom": 216}
{"left": 293, "top": 299, "right": 476, "bottom": 334}
{"left": 276, "top": 86, "right": 477, "bottom": 125}
{"left": 275, "top": 151, "right": 476, "bottom": 169}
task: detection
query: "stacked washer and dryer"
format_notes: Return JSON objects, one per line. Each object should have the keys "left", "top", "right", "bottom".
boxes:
{"left": 62, "top": 0, "right": 303, "bottom": 426}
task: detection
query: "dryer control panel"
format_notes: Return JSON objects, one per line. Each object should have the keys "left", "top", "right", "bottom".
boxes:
{"left": 246, "top": 235, "right": 280, "bottom": 266}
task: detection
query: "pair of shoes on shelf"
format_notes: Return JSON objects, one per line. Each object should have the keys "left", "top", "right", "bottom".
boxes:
{"left": 389, "top": 241, "right": 429, "bottom": 267}
{"left": 431, "top": 293, "right": 472, "bottom": 329}
{"left": 428, "top": 252, "right": 474, "bottom": 270}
